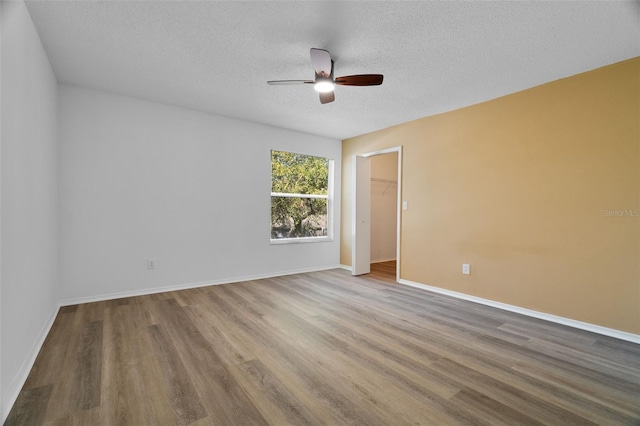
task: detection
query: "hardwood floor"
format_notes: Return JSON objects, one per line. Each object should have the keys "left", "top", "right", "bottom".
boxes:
{"left": 369, "top": 260, "right": 397, "bottom": 283}
{"left": 6, "top": 269, "right": 640, "bottom": 425}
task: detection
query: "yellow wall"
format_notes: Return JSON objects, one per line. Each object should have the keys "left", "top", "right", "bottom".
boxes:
{"left": 341, "top": 58, "right": 640, "bottom": 334}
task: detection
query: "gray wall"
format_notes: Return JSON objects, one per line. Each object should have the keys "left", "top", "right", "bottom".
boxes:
{"left": 0, "top": 8, "right": 342, "bottom": 418}
{"left": 58, "top": 84, "right": 342, "bottom": 302}
{"left": 1, "top": 0, "right": 59, "bottom": 418}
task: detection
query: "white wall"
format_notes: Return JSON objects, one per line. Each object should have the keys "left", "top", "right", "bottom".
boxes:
{"left": 1, "top": 0, "right": 59, "bottom": 419}
{"left": 0, "top": 8, "right": 341, "bottom": 418}
{"left": 370, "top": 152, "right": 397, "bottom": 263}
{"left": 58, "top": 85, "right": 341, "bottom": 302}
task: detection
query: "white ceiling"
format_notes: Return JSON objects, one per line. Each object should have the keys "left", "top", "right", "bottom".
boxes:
{"left": 25, "top": 0, "right": 640, "bottom": 140}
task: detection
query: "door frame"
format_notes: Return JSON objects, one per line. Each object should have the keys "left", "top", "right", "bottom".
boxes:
{"left": 352, "top": 146, "right": 402, "bottom": 282}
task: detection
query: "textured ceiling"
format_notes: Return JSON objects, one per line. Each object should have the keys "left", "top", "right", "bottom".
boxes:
{"left": 25, "top": 0, "right": 640, "bottom": 140}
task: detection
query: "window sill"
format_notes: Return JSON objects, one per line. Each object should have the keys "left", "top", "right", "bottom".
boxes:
{"left": 270, "top": 236, "right": 333, "bottom": 245}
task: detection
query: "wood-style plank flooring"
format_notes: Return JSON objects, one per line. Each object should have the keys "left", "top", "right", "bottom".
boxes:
{"left": 6, "top": 268, "right": 640, "bottom": 425}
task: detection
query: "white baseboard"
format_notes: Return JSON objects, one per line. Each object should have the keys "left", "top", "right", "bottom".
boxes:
{"left": 2, "top": 303, "right": 59, "bottom": 423}
{"left": 59, "top": 264, "right": 343, "bottom": 306}
{"left": 339, "top": 264, "right": 352, "bottom": 271}
{"left": 398, "top": 279, "right": 640, "bottom": 344}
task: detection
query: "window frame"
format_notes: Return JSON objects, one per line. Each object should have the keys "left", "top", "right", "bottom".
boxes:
{"left": 269, "top": 150, "right": 334, "bottom": 244}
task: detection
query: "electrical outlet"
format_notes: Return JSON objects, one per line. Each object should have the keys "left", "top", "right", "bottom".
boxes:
{"left": 462, "top": 264, "right": 470, "bottom": 275}
{"left": 147, "top": 259, "right": 156, "bottom": 270}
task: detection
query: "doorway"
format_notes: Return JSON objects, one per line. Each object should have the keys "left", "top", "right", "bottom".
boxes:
{"left": 352, "top": 146, "right": 402, "bottom": 281}
{"left": 370, "top": 152, "right": 398, "bottom": 281}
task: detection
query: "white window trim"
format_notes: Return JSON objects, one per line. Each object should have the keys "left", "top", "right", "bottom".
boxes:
{"left": 270, "top": 157, "right": 334, "bottom": 244}
{"left": 271, "top": 192, "right": 328, "bottom": 199}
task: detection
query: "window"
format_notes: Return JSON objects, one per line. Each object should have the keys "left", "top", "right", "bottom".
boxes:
{"left": 270, "top": 150, "right": 333, "bottom": 242}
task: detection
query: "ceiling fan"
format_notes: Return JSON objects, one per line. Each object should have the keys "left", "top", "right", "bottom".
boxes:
{"left": 267, "top": 48, "right": 383, "bottom": 104}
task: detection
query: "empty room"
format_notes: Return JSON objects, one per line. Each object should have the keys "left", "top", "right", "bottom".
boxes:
{"left": 2, "top": 0, "right": 639, "bottom": 424}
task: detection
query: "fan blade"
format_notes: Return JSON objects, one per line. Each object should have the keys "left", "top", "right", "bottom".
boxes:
{"left": 335, "top": 74, "right": 384, "bottom": 86}
{"left": 267, "top": 80, "right": 314, "bottom": 85}
{"left": 319, "top": 91, "right": 335, "bottom": 104}
{"left": 310, "top": 48, "right": 332, "bottom": 78}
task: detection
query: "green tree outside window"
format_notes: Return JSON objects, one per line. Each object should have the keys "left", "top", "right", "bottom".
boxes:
{"left": 271, "top": 151, "right": 329, "bottom": 239}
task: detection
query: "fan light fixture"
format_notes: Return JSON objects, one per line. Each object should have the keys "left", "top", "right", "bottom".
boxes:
{"left": 267, "top": 48, "right": 383, "bottom": 104}
{"left": 314, "top": 79, "right": 335, "bottom": 93}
